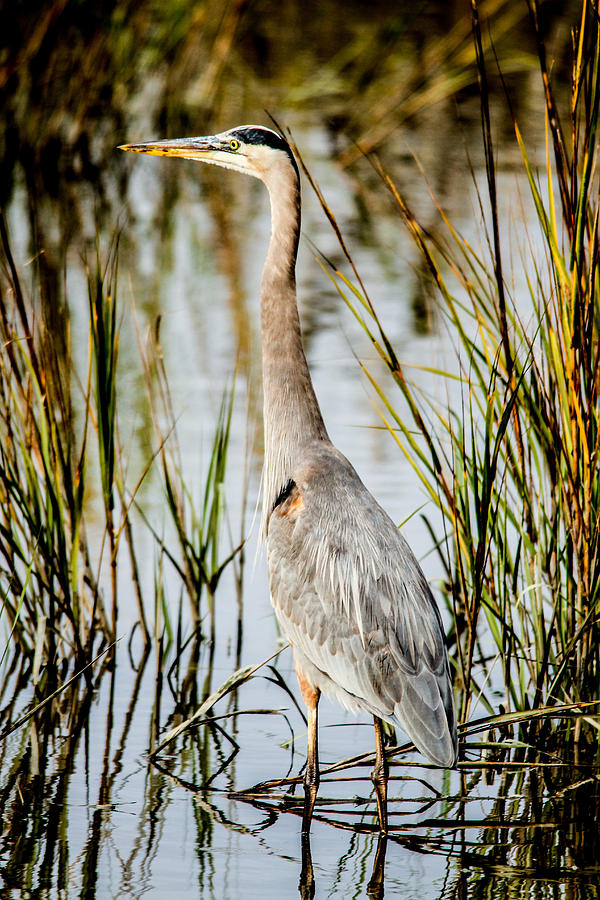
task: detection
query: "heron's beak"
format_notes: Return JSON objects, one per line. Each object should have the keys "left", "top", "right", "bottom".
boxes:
{"left": 118, "top": 136, "right": 226, "bottom": 161}
{"left": 117, "top": 135, "right": 256, "bottom": 177}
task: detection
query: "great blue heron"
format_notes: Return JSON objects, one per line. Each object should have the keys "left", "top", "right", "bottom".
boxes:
{"left": 119, "top": 126, "right": 458, "bottom": 833}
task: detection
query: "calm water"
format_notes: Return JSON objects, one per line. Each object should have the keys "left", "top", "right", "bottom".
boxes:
{"left": 1, "top": 2, "right": 599, "bottom": 897}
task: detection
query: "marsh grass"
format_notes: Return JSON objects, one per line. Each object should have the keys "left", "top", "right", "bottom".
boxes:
{"left": 0, "top": 218, "right": 109, "bottom": 667}
{"left": 0, "top": 217, "right": 242, "bottom": 687}
{"left": 0, "top": 217, "right": 251, "bottom": 890}
{"left": 294, "top": 0, "right": 600, "bottom": 753}
{"left": 136, "top": 316, "right": 244, "bottom": 646}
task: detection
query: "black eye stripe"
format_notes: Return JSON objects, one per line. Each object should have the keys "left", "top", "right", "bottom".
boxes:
{"left": 229, "top": 127, "right": 290, "bottom": 154}
{"left": 228, "top": 127, "right": 298, "bottom": 176}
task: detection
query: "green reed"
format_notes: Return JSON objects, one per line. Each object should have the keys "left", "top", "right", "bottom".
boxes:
{"left": 88, "top": 240, "right": 120, "bottom": 638}
{"left": 304, "top": 1, "right": 600, "bottom": 748}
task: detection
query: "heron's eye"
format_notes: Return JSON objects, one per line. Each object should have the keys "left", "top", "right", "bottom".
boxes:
{"left": 229, "top": 139, "right": 240, "bottom": 151}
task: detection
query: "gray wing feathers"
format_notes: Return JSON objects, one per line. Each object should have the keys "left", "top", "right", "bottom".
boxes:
{"left": 267, "top": 443, "right": 457, "bottom": 768}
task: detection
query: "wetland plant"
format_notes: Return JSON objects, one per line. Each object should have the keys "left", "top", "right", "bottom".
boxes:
{"left": 0, "top": 221, "right": 241, "bottom": 680}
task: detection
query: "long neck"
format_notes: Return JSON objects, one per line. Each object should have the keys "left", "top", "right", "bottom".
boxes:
{"left": 260, "top": 159, "right": 329, "bottom": 531}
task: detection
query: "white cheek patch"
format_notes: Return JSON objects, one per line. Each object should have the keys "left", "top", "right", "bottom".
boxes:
{"left": 186, "top": 149, "right": 261, "bottom": 179}
{"left": 134, "top": 145, "right": 254, "bottom": 175}
{"left": 247, "top": 144, "right": 278, "bottom": 176}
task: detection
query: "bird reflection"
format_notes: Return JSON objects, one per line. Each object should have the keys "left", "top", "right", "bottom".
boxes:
{"left": 299, "top": 829, "right": 387, "bottom": 899}
{"left": 299, "top": 832, "right": 315, "bottom": 900}
{"left": 367, "top": 836, "right": 388, "bottom": 899}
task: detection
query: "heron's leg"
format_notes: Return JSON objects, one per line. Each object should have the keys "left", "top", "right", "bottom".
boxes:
{"left": 372, "top": 716, "right": 388, "bottom": 833}
{"left": 295, "top": 658, "right": 320, "bottom": 833}
{"left": 303, "top": 698, "right": 320, "bottom": 829}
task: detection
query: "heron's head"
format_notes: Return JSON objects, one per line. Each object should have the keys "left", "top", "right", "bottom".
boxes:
{"left": 118, "top": 125, "right": 298, "bottom": 185}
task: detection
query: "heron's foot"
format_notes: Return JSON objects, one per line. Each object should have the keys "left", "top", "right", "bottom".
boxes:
{"left": 301, "top": 783, "right": 318, "bottom": 833}
{"left": 301, "top": 763, "right": 320, "bottom": 833}
{"left": 371, "top": 760, "right": 388, "bottom": 834}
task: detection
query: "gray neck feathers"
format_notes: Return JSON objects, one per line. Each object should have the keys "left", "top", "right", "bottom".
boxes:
{"left": 260, "top": 156, "right": 329, "bottom": 535}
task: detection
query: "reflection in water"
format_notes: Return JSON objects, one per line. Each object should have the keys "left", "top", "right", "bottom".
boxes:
{"left": 299, "top": 832, "right": 315, "bottom": 899}
{"left": 367, "top": 836, "right": 387, "bottom": 899}
{"left": 298, "top": 831, "right": 388, "bottom": 899}
{"left": 1, "top": 637, "right": 600, "bottom": 897}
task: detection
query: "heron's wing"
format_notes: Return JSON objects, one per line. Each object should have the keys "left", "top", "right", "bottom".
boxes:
{"left": 267, "top": 443, "right": 457, "bottom": 768}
